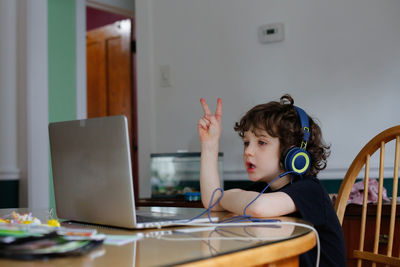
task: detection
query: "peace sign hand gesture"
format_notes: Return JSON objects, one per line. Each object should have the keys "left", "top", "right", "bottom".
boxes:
{"left": 198, "top": 98, "right": 222, "bottom": 145}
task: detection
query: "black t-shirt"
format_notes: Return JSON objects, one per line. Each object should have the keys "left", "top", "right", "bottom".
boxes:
{"left": 247, "top": 176, "right": 346, "bottom": 267}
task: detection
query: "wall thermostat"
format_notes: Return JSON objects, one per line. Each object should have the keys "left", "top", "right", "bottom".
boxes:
{"left": 258, "top": 23, "right": 284, "bottom": 44}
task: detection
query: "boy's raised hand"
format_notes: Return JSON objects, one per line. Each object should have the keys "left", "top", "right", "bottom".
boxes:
{"left": 198, "top": 98, "right": 222, "bottom": 145}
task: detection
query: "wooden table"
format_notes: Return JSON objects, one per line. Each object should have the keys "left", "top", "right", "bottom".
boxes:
{"left": 0, "top": 208, "right": 316, "bottom": 266}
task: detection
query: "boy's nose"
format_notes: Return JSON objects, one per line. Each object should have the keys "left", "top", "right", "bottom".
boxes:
{"left": 244, "top": 144, "right": 255, "bottom": 156}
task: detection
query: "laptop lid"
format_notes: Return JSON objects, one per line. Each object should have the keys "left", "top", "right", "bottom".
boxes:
{"left": 50, "top": 116, "right": 216, "bottom": 229}
{"left": 49, "top": 115, "right": 138, "bottom": 228}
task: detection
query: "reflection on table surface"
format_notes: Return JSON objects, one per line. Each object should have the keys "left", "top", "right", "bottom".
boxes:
{"left": 0, "top": 208, "right": 314, "bottom": 267}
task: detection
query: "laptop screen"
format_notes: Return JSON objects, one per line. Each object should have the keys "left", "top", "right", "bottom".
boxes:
{"left": 49, "top": 116, "right": 137, "bottom": 228}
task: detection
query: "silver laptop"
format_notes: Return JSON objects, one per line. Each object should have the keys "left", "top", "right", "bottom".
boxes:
{"left": 49, "top": 115, "right": 214, "bottom": 229}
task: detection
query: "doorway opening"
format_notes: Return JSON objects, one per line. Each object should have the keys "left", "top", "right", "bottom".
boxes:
{"left": 86, "top": 7, "right": 139, "bottom": 200}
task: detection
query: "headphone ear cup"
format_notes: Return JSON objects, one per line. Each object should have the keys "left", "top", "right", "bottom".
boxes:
{"left": 284, "top": 147, "right": 311, "bottom": 175}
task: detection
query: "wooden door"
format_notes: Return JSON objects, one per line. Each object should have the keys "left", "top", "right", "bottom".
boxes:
{"left": 86, "top": 19, "right": 139, "bottom": 200}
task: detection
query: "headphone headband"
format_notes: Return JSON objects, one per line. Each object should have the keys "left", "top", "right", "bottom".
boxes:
{"left": 294, "top": 106, "right": 310, "bottom": 149}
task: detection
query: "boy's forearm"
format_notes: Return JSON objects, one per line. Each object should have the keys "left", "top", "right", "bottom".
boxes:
{"left": 200, "top": 142, "right": 224, "bottom": 210}
{"left": 220, "top": 190, "right": 296, "bottom": 218}
{"left": 219, "top": 189, "right": 259, "bottom": 215}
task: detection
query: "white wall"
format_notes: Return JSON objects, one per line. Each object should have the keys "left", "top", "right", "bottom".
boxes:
{"left": 0, "top": 0, "right": 19, "bottom": 184}
{"left": 136, "top": 0, "right": 400, "bottom": 197}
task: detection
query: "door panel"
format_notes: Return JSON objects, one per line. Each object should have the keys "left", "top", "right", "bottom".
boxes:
{"left": 87, "top": 41, "right": 107, "bottom": 117}
{"left": 107, "top": 36, "right": 131, "bottom": 117}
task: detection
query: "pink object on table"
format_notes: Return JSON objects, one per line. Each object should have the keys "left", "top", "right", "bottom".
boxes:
{"left": 348, "top": 178, "right": 390, "bottom": 204}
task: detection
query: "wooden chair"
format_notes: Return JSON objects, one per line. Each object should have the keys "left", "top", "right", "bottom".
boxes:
{"left": 335, "top": 125, "right": 400, "bottom": 266}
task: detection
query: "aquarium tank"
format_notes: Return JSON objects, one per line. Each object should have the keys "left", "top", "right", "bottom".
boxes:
{"left": 150, "top": 152, "right": 223, "bottom": 199}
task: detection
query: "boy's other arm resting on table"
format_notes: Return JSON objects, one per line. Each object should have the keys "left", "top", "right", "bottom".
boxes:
{"left": 219, "top": 189, "right": 297, "bottom": 218}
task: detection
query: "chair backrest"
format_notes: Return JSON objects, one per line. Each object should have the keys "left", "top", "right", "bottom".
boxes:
{"left": 335, "top": 125, "right": 400, "bottom": 266}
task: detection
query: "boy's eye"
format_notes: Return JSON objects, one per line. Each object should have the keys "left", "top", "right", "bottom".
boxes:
{"left": 243, "top": 141, "right": 250, "bottom": 147}
{"left": 258, "top": 140, "right": 267, "bottom": 146}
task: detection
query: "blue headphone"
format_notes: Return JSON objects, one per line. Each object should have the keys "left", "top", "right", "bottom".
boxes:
{"left": 283, "top": 106, "right": 311, "bottom": 175}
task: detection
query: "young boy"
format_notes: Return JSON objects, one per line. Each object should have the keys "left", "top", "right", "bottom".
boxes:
{"left": 198, "top": 94, "right": 346, "bottom": 267}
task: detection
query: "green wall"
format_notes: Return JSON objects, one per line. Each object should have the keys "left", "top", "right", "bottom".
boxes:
{"left": 48, "top": 0, "right": 77, "bottom": 208}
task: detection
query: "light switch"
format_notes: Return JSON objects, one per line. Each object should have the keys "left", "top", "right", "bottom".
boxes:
{"left": 160, "top": 65, "right": 172, "bottom": 87}
{"left": 258, "top": 23, "right": 284, "bottom": 44}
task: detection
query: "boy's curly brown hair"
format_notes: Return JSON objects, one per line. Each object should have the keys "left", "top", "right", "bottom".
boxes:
{"left": 234, "top": 94, "right": 330, "bottom": 177}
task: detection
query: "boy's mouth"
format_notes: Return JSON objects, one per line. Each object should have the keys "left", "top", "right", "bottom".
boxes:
{"left": 246, "top": 161, "right": 256, "bottom": 171}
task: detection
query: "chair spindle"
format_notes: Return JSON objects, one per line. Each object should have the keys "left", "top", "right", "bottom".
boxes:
{"left": 389, "top": 136, "right": 400, "bottom": 258}
{"left": 357, "top": 154, "right": 371, "bottom": 267}
{"left": 371, "top": 142, "right": 385, "bottom": 267}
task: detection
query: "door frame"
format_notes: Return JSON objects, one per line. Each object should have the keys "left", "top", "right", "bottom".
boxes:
{"left": 76, "top": 0, "right": 87, "bottom": 120}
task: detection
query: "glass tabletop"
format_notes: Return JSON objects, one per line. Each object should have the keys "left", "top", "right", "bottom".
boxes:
{"left": 0, "top": 208, "right": 313, "bottom": 267}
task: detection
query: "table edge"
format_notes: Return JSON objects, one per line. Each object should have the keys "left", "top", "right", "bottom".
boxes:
{"left": 176, "top": 231, "right": 316, "bottom": 267}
